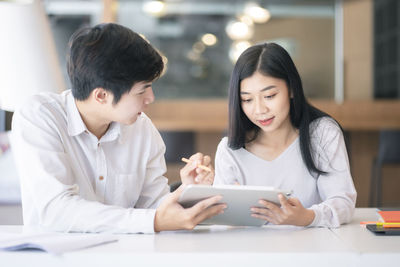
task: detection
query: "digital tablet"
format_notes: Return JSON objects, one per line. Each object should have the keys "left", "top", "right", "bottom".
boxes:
{"left": 178, "top": 184, "right": 292, "bottom": 226}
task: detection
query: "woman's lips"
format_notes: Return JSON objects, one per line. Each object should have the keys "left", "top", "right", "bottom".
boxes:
{"left": 258, "top": 117, "right": 274, "bottom": 126}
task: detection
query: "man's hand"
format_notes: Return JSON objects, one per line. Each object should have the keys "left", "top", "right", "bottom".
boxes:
{"left": 180, "top": 152, "right": 215, "bottom": 185}
{"left": 250, "top": 194, "right": 315, "bottom": 226}
{"left": 154, "top": 185, "right": 226, "bottom": 232}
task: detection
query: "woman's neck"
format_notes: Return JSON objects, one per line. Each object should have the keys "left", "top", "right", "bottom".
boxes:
{"left": 256, "top": 121, "right": 298, "bottom": 150}
{"left": 245, "top": 122, "right": 299, "bottom": 162}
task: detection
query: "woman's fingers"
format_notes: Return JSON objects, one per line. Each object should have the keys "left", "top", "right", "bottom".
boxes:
{"left": 253, "top": 199, "right": 286, "bottom": 224}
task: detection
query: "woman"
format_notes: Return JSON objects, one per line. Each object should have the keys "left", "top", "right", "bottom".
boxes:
{"left": 214, "top": 43, "right": 357, "bottom": 227}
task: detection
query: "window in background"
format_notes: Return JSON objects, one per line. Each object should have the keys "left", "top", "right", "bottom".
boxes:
{"left": 49, "top": 15, "right": 91, "bottom": 90}
{"left": 45, "top": 0, "right": 337, "bottom": 100}
{"left": 374, "top": 0, "right": 399, "bottom": 98}
{"left": 251, "top": 14, "right": 335, "bottom": 99}
{"left": 118, "top": 0, "right": 336, "bottom": 99}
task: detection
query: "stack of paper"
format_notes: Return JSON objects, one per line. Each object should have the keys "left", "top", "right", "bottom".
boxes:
{"left": 362, "top": 210, "right": 400, "bottom": 235}
{"left": 0, "top": 232, "right": 118, "bottom": 255}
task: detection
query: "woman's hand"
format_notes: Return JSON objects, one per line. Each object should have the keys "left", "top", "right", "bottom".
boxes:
{"left": 180, "top": 152, "right": 215, "bottom": 185}
{"left": 250, "top": 194, "right": 315, "bottom": 226}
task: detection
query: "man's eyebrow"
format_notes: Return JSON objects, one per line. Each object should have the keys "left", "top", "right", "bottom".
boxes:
{"left": 240, "top": 85, "right": 276, "bottom": 94}
{"left": 138, "top": 84, "right": 151, "bottom": 90}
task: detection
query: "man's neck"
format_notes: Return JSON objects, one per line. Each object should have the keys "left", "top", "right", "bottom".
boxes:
{"left": 75, "top": 100, "right": 110, "bottom": 140}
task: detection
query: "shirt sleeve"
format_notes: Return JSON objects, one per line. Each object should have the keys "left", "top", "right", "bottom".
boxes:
{"left": 214, "top": 138, "right": 241, "bottom": 185}
{"left": 308, "top": 118, "right": 357, "bottom": 228}
{"left": 134, "top": 120, "right": 170, "bottom": 209}
{"left": 11, "top": 100, "right": 158, "bottom": 234}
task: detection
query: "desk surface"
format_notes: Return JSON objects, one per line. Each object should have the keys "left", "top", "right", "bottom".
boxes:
{"left": 0, "top": 208, "right": 399, "bottom": 267}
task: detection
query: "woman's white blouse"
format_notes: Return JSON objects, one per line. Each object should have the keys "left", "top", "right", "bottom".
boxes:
{"left": 214, "top": 117, "right": 357, "bottom": 228}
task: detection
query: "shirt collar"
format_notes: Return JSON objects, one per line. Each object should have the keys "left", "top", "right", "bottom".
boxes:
{"left": 66, "top": 90, "right": 88, "bottom": 137}
{"left": 100, "top": 121, "right": 122, "bottom": 143}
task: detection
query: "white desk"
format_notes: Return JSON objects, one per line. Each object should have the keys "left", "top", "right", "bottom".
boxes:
{"left": 0, "top": 208, "right": 398, "bottom": 267}
{"left": 330, "top": 208, "right": 400, "bottom": 266}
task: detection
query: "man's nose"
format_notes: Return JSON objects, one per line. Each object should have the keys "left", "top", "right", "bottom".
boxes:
{"left": 144, "top": 87, "right": 155, "bottom": 105}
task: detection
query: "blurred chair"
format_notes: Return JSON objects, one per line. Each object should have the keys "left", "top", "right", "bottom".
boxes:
{"left": 159, "top": 131, "right": 194, "bottom": 192}
{"left": 160, "top": 131, "right": 195, "bottom": 164}
{"left": 170, "top": 181, "right": 182, "bottom": 193}
{"left": 369, "top": 130, "right": 400, "bottom": 207}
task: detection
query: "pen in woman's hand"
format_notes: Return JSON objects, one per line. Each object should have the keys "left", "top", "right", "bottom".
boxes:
{"left": 181, "top": 157, "right": 212, "bottom": 172}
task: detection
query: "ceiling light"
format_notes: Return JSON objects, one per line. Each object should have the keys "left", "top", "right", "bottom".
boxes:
{"left": 142, "top": 1, "right": 166, "bottom": 17}
{"left": 244, "top": 2, "right": 271, "bottom": 24}
{"left": 201, "top": 33, "right": 218, "bottom": 46}
{"left": 226, "top": 20, "right": 253, "bottom": 40}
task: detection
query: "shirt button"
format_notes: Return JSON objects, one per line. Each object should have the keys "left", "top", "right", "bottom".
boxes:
{"left": 99, "top": 176, "right": 104, "bottom": 181}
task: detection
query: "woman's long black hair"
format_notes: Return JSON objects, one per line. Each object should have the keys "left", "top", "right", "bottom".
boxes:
{"left": 228, "top": 43, "right": 329, "bottom": 177}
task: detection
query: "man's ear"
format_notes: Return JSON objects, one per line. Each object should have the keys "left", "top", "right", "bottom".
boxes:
{"left": 92, "top": 88, "right": 109, "bottom": 104}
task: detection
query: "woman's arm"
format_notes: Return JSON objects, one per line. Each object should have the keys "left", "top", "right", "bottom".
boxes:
{"left": 308, "top": 118, "right": 357, "bottom": 227}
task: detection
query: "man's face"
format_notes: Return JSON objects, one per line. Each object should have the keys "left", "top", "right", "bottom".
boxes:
{"left": 107, "top": 81, "right": 155, "bottom": 125}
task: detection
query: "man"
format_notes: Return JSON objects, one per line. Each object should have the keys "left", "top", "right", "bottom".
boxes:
{"left": 12, "top": 23, "right": 225, "bottom": 233}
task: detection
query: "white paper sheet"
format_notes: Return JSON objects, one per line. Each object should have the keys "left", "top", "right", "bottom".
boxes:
{"left": 0, "top": 232, "right": 118, "bottom": 254}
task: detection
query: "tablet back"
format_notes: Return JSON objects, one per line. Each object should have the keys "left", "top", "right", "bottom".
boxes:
{"left": 178, "top": 185, "right": 291, "bottom": 227}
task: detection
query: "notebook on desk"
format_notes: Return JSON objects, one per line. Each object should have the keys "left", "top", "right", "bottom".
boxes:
{"left": 366, "top": 224, "right": 400, "bottom": 235}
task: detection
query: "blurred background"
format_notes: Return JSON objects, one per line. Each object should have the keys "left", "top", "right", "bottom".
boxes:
{"left": 0, "top": 0, "right": 399, "bottom": 224}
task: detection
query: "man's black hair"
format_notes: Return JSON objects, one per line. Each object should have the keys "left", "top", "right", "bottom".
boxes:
{"left": 67, "top": 23, "right": 164, "bottom": 104}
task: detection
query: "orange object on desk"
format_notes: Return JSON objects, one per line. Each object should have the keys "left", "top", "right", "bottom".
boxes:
{"left": 378, "top": 211, "right": 400, "bottom": 223}
{"left": 382, "top": 224, "right": 400, "bottom": 228}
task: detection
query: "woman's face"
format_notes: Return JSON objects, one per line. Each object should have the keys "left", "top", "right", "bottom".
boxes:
{"left": 240, "top": 71, "right": 292, "bottom": 134}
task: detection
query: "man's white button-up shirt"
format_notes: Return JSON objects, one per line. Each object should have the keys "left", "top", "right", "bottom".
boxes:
{"left": 12, "top": 90, "right": 170, "bottom": 233}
